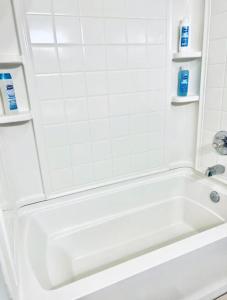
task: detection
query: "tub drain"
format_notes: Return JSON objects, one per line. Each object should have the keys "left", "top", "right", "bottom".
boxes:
{"left": 210, "top": 191, "right": 220, "bottom": 203}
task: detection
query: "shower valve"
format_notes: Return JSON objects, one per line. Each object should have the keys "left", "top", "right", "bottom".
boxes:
{"left": 213, "top": 131, "right": 227, "bottom": 155}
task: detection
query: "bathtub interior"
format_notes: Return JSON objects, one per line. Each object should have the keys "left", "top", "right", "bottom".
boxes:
{"left": 24, "top": 173, "right": 227, "bottom": 290}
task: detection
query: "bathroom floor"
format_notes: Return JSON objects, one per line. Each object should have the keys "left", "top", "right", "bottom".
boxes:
{"left": 216, "top": 294, "right": 227, "bottom": 300}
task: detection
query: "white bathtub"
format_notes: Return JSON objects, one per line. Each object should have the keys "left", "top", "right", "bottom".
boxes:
{"left": 17, "top": 169, "right": 227, "bottom": 300}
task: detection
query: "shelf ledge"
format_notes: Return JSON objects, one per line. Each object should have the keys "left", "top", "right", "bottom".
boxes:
{"left": 171, "top": 95, "right": 199, "bottom": 104}
{"left": 0, "top": 112, "right": 32, "bottom": 124}
{"left": 172, "top": 51, "right": 202, "bottom": 61}
{"left": 0, "top": 55, "right": 23, "bottom": 65}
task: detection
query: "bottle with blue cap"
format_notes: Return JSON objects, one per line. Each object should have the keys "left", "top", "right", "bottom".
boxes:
{"left": 0, "top": 73, "right": 18, "bottom": 114}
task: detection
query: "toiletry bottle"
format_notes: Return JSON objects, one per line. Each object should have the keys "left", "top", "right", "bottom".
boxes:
{"left": 179, "top": 17, "right": 190, "bottom": 52}
{"left": 178, "top": 67, "right": 189, "bottom": 97}
{"left": 0, "top": 73, "right": 18, "bottom": 114}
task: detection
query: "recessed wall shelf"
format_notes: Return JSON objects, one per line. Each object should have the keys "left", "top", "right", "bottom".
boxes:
{"left": 171, "top": 95, "right": 200, "bottom": 104}
{"left": 0, "top": 55, "right": 23, "bottom": 66}
{"left": 173, "top": 51, "right": 202, "bottom": 61}
{"left": 0, "top": 112, "right": 32, "bottom": 124}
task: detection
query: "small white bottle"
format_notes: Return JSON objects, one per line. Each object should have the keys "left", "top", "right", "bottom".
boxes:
{"left": 0, "top": 73, "right": 18, "bottom": 114}
{"left": 179, "top": 17, "right": 191, "bottom": 52}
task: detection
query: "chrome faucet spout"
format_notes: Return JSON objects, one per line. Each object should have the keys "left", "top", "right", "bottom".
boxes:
{"left": 205, "top": 165, "right": 225, "bottom": 177}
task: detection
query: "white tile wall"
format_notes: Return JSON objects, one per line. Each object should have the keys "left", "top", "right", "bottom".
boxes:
{"left": 24, "top": 0, "right": 168, "bottom": 193}
{"left": 199, "top": 0, "right": 227, "bottom": 179}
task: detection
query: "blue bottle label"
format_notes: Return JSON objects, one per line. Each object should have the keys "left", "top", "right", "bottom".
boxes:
{"left": 181, "top": 26, "right": 189, "bottom": 47}
{"left": 178, "top": 70, "right": 189, "bottom": 97}
{"left": 6, "top": 84, "right": 18, "bottom": 110}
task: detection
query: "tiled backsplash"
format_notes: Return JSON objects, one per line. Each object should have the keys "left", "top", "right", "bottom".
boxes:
{"left": 199, "top": 0, "right": 227, "bottom": 179}
{"left": 24, "top": 0, "right": 168, "bottom": 193}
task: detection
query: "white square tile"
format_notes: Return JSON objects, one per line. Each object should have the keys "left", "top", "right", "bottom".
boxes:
{"left": 126, "top": 0, "right": 147, "bottom": 18}
{"left": 147, "top": 20, "right": 166, "bottom": 44}
{"left": 110, "top": 117, "right": 129, "bottom": 138}
{"left": 92, "top": 140, "right": 112, "bottom": 161}
{"left": 86, "top": 72, "right": 107, "bottom": 95}
{"left": 132, "top": 151, "right": 150, "bottom": 172}
{"left": 81, "top": 18, "right": 105, "bottom": 44}
{"left": 25, "top": 0, "right": 52, "bottom": 13}
{"left": 73, "top": 164, "right": 93, "bottom": 185}
{"left": 147, "top": 90, "right": 166, "bottom": 111}
{"left": 147, "top": 45, "right": 166, "bottom": 68}
{"left": 222, "top": 89, "right": 227, "bottom": 111}
{"left": 131, "top": 134, "right": 149, "bottom": 153}
{"left": 88, "top": 96, "right": 109, "bottom": 119}
{"left": 206, "top": 88, "right": 223, "bottom": 111}
{"left": 79, "top": 0, "right": 104, "bottom": 17}
{"left": 71, "top": 143, "right": 92, "bottom": 164}
{"left": 208, "top": 39, "right": 227, "bottom": 64}
{"left": 128, "top": 46, "right": 147, "bottom": 69}
{"left": 203, "top": 109, "right": 221, "bottom": 131}
{"left": 103, "top": 0, "right": 126, "bottom": 17}
{"left": 148, "top": 112, "right": 164, "bottom": 132}
{"left": 211, "top": 13, "right": 227, "bottom": 39}
{"left": 148, "top": 132, "right": 163, "bottom": 149}
{"left": 129, "top": 93, "right": 148, "bottom": 114}
{"left": 62, "top": 73, "right": 86, "bottom": 98}
{"left": 51, "top": 168, "right": 73, "bottom": 190}
{"left": 48, "top": 146, "right": 71, "bottom": 169}
{"left": 32, "top": 46, "right": 59, "bottom": 74}
{"left": 127, "top": 20, "right": 146, "bottom": 44}
{"left": 149, "top": 150, "right": 163, "bottom": 168}
{"left": 53, "top": 0, "right": 79, "bottom": 15}
{"left": 41, "top": 100, "right": 65, "bottom": 124}
{"left": 207, "top": 64, "right": 225, "bottom": 88}
{"left": 131, "top": 70, "right": 149, "bottom": 92}
{"left": 36, "top": 74, "right": 63, "bottom": 100}
{"left": 147, "top": 69, "right": 165, "bottom": 90}
{"left": 211, "top": 0, "right": 227, "bottom": 15}
{"left": 93, "top": 160, "right": 113, "bottom": 180}
{"left": 106, "top": 46, "right": 127, "bottom": 70}
{"left": 112, "top": 137, "right": 132, "bottom": 157}
{"left": 27, "top": 15, "right": 54, "bottom": 44}
{"left": 69, "top": 121, "right": 90, "bottom": 144}
{"left": 221, "top": 112, "right": 227, "bottom": 129}
{"left": 55, "top": 16, "right": 82, "bottom": 43}
{"left": 108, "top": 71, "right": 133, "bottom": 94}
{"left": 109, "top": 94, "right": 130, "bottom": 116}
{"left": 105, "top": 19, "right": 126, "bottom": 44}
{"left": 84, "top": 46, "right": 106, "bottom": 70}
{"left": 90, "top": 119, "right": 110, "bottom": 141}
{"left": 129, "top": 114, "right": 149, "bottom": 134}
{"left": 144, "top": 0, "right": 167, "bottom": 19}
{"left": 58, "top": 46, "right": 84, "bottom": 72}
{"left": 65, "top": 98, "right": 88, "bottom": 122}
{"left": 113, "top": 156, "right": 132, "bottom": 176}
{"left": 45, "top": 124, "right": 68, "bottom": 147}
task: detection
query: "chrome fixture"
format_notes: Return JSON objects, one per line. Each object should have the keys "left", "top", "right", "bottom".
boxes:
{"left": 213, "top": 131, "right": 227, "bottom": 155}
{"left": 205, "top": 165, "right": 225, "bottom": 177}
{"left": 210, "top": 191, "right": 220, "bottom": 203}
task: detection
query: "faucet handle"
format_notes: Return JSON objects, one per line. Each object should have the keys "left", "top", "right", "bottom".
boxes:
{"left": 213, "top": 131, "right": 227, "bottom": 155}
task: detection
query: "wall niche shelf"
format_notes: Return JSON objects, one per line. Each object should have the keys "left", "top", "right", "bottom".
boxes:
{"left": 0, "top": 112, "right": 32, "bottom": 125}
{"left": 173, "top": 51, "right": 202, "bottom": 61}
{"left": 0, "top": 55, "right": 23, "bottom": 66}
{"left": 171, "top": 95, "right": 199, "bottom": 104}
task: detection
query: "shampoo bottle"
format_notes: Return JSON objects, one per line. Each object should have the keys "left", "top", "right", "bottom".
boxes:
{"left": 178, "top": 67, "right": 189, "bottom": 97}
{"left": 0, "top": 73, "right": 18, "bottom": 114}
{"left": 179, "top": 17, "right": 190, "bottom": 52}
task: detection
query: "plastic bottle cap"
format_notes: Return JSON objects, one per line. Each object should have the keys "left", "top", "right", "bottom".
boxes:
{"left": 0, "top": 73, "right": 12, "bottom": 80}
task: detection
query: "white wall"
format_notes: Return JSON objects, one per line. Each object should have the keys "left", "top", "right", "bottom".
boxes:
{"left": 20, "top": 0, "right": 205, "bottom": 197}
{"left": 197, "top": 0, "right": 227, "bottom": 182}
